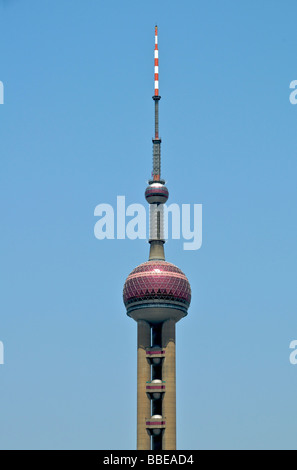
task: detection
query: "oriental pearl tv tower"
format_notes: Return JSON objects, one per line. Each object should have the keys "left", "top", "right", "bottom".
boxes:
{"left": 123, "top": 26, "right": 191, "bottom": 451}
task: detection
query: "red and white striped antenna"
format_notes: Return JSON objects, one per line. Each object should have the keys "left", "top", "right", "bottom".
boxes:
{"left": 152, "top": 25, "right": 162, "bottom": 182}
{"left": 154, "top": 25, "right": 159, "bottom": 97}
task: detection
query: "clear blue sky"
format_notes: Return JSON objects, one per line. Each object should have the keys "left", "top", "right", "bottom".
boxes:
{"left": 1, "top": 0, "right": 297, "bottom": 450}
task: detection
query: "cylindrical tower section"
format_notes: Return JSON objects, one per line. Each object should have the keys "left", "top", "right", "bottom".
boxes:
{"left": 161, "top": 319, "right": 176, "bottom": 450}
{"left": 151, "top": 325, "right": 163, "bottom": 417}
{"left": 151, "top": 325, "right": 162, "bottom": 381}
{"left": 137, "top": 320, "right": 151, "bottom": 450}
{"left": 152, "top": 325, "right": 162, "bottom": 348}
{"left": 149, "top": 203, "right": 164, "bottom": 241}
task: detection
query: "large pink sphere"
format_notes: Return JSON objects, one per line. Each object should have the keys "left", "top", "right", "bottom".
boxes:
{"left": 123, "top": 261, "right": 191, "bottom": 318}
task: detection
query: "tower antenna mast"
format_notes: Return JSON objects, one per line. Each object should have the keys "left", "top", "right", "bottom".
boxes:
{"left": 152, "top": 25, "right": 163, "bottom": 184}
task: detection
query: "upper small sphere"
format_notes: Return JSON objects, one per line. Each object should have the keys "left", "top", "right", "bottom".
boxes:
{"left": 145, "top": 183, "right": 169, "bottom": 204}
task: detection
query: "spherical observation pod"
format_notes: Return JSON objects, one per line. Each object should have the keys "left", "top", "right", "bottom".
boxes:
{"left": 123, "top": 260, "right": 191, "bottom": 325}
{"left": 146, "top": 346, "right": 166, "bottom": 366}
{"left": 146, "top": 379, "right": 166, "bottom": 400}
{"left": 145, "top": 183, "right": 169, "bottom": 204}
{"left": 146, "top": 415, "right": 166, "bottom": 437}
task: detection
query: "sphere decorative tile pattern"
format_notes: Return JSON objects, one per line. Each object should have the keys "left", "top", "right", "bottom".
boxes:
{"left": 123, "top": 261, "right": 191, "bottom": 307}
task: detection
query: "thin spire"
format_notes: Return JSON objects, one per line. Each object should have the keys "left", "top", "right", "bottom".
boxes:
{"left": 154, "top": 25, "right": 159, "bottom": 97}
{"left": 152, "top": 25, "right": 162, "bottom": 182}
{"left": 147, "top": 26, "right": 167, "bottom": 261}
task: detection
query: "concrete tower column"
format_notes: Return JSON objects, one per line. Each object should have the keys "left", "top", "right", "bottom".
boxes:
{"left": 161, "top": 319, "right": 176, "bottom": 450}
{"left": 137, "top": 320, "right": 151, "bottom": 450}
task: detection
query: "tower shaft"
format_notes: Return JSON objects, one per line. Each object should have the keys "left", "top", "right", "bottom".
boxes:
{"left": 161, "top": 320, "right": 176, "bottom": 449}
{"left": 137, "top": 321, "right": 151, "bottom": 449}
{"left": 136, "top": 320, "right": 177, "bottom": 450}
